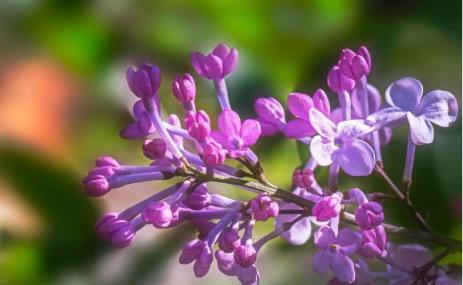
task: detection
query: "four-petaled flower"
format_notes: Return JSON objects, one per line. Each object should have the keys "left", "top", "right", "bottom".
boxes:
{"left": 367, "top": 77, "right": 458, "bottom": 145}
{"left": 211, "top": 109, "right": 261, "bottom": 158}
{"left": 313, "top": 226, "right": 361, "bottom": 283}
{"left": 309, "top": 108, "right": 375, "bottom": 176}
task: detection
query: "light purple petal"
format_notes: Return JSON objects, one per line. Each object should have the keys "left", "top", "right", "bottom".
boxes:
{"left": 218, "top": 109, "right": 241, "bottom": 138}
{"left": 287, "top": 92, "right": 314, "bottom": 119}
{"left": 204, "top": 54, "right": 223, "bottom": 78}
{"left": 330, "top": 108, "right": 343, "bottom": 124}
{"left": 337, "top": 228, "right": 361, "bottom": 255}
{"left": 337, "top": 139, "right": 375, "bottom": 176}
{"left": 385, "top": 77, "right": 423, "bottom": 111}
{"left": 331, "top": 253, "right": 355, "bottom": 283}
{"left": 223, "top": 48, "right": 239, "bottom": 76}
{"left": 210, "top": 131, "right": 232, "bottom": 149}
{"left": 240, "top": 119, "right": 261, "bottom": 146}
{"left": 309, "top": 108, "right": 336, "bottom": 139}
{"left": 313, "top": 89, "right": 331, "bottom": 116}
{"left": 407, "top": 113, "right": 434, "bottom": 145}
{"left": 212, "top": 44, "right": 230, "bottom": 59}
{"left": 337, "top": 120, "right": 374, "bottom": 140}
{"left": 310, "top": 135, "right": 337, "bottom": 166}
{"left": 276, "top": 202, "right": 312, "bottom": 245}
{"left": 283, "top": 119, "right": 315, "bottom": 138}
{"left": 314, "top": 226, "right": 336, "bottom": 248}
{"left": 312, "top": 250, "right": 332, "bottom": 273}
{"left": 366, "top": 107, "right": 407, "bottom": 128}
{"left": 418, "top": 90, "right": 458, "bottom": 127}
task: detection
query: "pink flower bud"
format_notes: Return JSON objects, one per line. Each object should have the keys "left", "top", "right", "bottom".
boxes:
{"left": 184, "top": 110, "right": 211, "bottom": 142}
{"left": 191, "top": 43, "right": 238, "bottom": 79}
{"left": 355, "top": 201, "right": 384, "bottom": 230}
{"left": 142, "top": 201, "right": 173, "bottom": 228}
{"left": 234, "top": 240, "right": 257, "bottom": 268}
{"left": 95, "top": 213, "right": 134, "bottom": 248}
{"left": 95, "top": 156, "right": 119, "bottom": 168}
{"left": 171, "top": 73, "right": 196, "bottom": 103}
{"left": 327, "top": 65, "right": 355, "bottom": 93}
{"left": 339, "top": 46, "right": 372, "bottom": 81}
{"left": 201, "top": 140, "right": 226, "bottom": 166}
{"left": 254, "top": 97, "right": 286, "bottom": 125}
{"left": 218, "top": 227, "right": 241, "bottom": 253}
{"left": 312, "top": 193, "right": 342, "bottom": 222}
{"left": 357, "top": 226, "right": 387, "bottom": 258}
{"left": 83, "top": 174, "right": 110, "bottom": 197}
{"left": 142, "top": 138, "right": 167, "bottom": 160}
{"left": 184, "top": 185, "right": 211, "bottom": 210}
{"left": 292, "top": 168, "right": 315, "bottom": 188}
{"left": 215, "top": 250, "right": 239, "bottom": 276}
{"left": 250, "top": 194, "right": 279, "bottom": 221}
{"left": 193, "top": 245, "right": 213, "bottom": 277}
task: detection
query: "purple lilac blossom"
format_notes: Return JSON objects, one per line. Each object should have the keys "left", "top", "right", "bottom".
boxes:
{"left": 309, "top": 108, "right": 375, "bottom": 176}
{"left": 254, "top": 97, "right": 286, "bottom": 136}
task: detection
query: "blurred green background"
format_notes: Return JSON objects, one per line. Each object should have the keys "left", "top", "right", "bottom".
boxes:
{"left": 0, "top": 0, "right": 460, "bottom": 284}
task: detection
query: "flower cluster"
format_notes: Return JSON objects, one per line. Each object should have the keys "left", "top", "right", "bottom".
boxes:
{"left": 83, "top": 44, "right": 459, "bottom": 284}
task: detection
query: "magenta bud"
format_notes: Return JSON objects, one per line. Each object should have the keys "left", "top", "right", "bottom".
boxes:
{"left": 292, "top": 168, "right": 315, "bottom": 188}
{"left": 201, "top": 140, "right": 226, "bottom": 166}
{"left": 250, "top": 194, "right": 279, "bottom": 221}
{"left": 215, "top": 250, "right": 239, "bottom": 276}
{"left": 357, "top": 225, "right": 387, "bottom": 258}
{"left": 171, "top": 73, "right": 196, "bottom": 103}
{"left": 312, "top": 193, "right": 342, "bottom": 222}
{"left": 95, "top": 156, "right": 119, "bottom": 168}
{"left": 136, "top": 112, "right": 154, "bottom": 134}
{"left": 218, "top": 227, "right": 241, "bottom": 253}
{"left": 254, "top": 97, "right": 286, "bottom": 125}
{"left": 355, "top": 201, "right": 384, "bottom": 230}
{"left": 184, "top": 185, "right": 211, "bottom": 210}
{"left": 339, "top": 46, "right": 372, "bottom": 81}
{"left": 126, "top": 63, "right": 161, "bottom": 98}
{"left": 87, "top": 166, "right": 116, "bottom": 178}
{"left": 142, "top": 201, "right": 173, "bottom": 228}
{"left": 357, "top": 46, "right": 371, "bottom": 69}
{"left": 193, "top": 244, "right": 213, "bottom": 278}
{"left": 191, "top": 43, "right": 238, "bottom": 79}
{"left": 179, "top": 239, "right": 204, "bottom": 264}
{"left": 83, "top": 175, "right": 110, "bottom": 197}
{"left": 327, "top": 65, "right": 355, "bottom": 93}
{"left": 184, "top": 110, "right": 211, "bottom": 142}
{"left": 142, "top": 138, "right": 167, "bottom": 160}
{"left": 234, "top": 240, "right": 257, "bottom": 268}
{"left": 95, "top": 213, "right": 134, "bottom": 248}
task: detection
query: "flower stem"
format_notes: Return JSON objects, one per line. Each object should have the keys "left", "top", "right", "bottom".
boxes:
{"left": 213, "top": 79, "right": 231, "bottom": 110}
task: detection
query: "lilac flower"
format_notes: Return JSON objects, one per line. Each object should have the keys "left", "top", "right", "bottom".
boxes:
{"left": 119, "top": 100, "right": 155, "bottom": 139}
{"left": 215, "top": 250, "right": 260, "bottom": 285}
{"left": 368, "top": 77, "right": 458, "bottom": 145}
{"left": 309, "top": 108, "right": 375, "bottom": 176}
{"left": 250, "top": 194, "right": 279, "bottom": 221}
{"left": 292, "top": 168, "right": 315, "bottom": 188}
{"left": 283, "top": 90, "right": 331, "bottom": 138}
{"left": 179, "top": 239, "right": 214, "bottom": 277}
{"left": 357, "top": 225, "right": 387, "bottom": 258}
{"left": 184, "top": 185, "right": 211, "bottom": 210}
{"left": 185, "top": 110, "right": 211, "bottom": 142}
{"left": 211, "top": 109, "right": 261, "bottom": 158}
{"left": 254, "top": 97, "right": 286, "bottom": 136}
{"left": 218, "top": 226, "right": 241, "bottom": 253}
{"left": 313, "top": 226, "right": 361, "bottom": 283}
{"left": 355, "top": 202, "right": 384, "bottom": 230}
{"left": 191, "top": 44, "right": 239, "bottom": 80}
{"left": 142, "top": 138, "right": 167, "bottom": 160}
{"left": 126, "top": 63, "right": 161, "bottom": 98}
{"left": 171, "top": 73, "right": 196, "bottom": 103}
{"left": 312, "top": 192, "right": 342, "bottom": 222}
